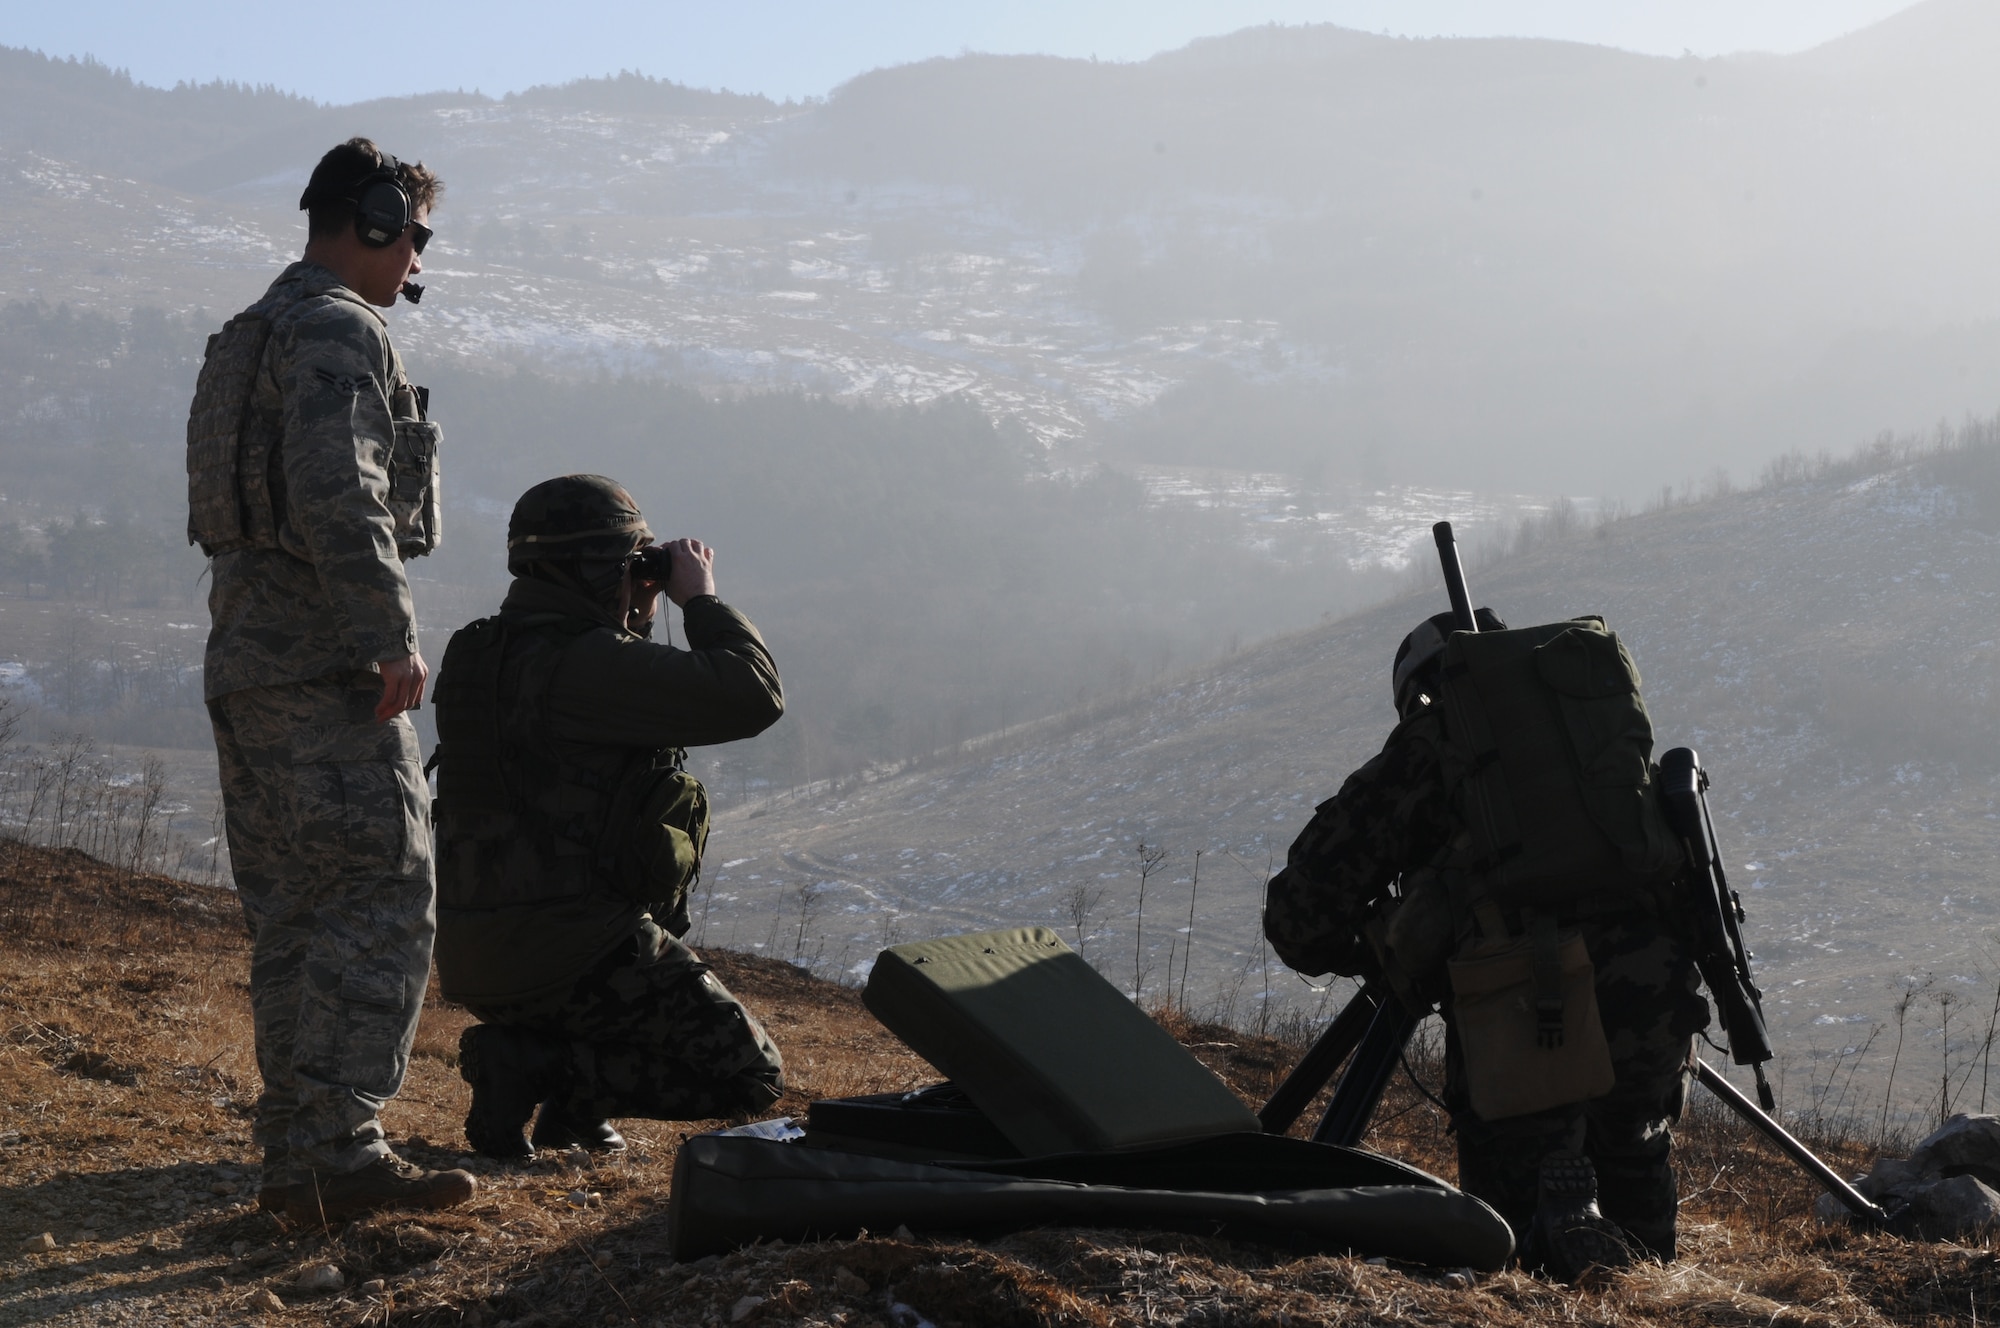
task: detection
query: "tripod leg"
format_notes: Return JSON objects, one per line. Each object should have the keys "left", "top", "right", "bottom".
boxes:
{"left": 1259, "top": 982, "right": 1383, "bottom": 1134}
{"left": 1313, "top": 998, "right": 1421, "bottom": 1147}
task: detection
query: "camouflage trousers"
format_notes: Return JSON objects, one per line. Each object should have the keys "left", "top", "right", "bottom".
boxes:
{"left": 1444, "top": 915, "right": 1710, "bottom": 1260}
{"left": 208, "top": 671, "right": 435, "bottom": 1187}
{"left": 467, "top": 932, "right": 785, "bottom": 1123}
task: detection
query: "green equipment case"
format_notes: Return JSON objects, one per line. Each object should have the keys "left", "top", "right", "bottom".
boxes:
{"left": 861, "top": 928, "right": 1263, "bottom": 1155}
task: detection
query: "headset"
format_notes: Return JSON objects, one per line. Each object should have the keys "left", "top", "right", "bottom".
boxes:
{"left": 300, "top": 149, "right": 427, "bottom": 302}
{"left": 298, "top": 149, "right": 414, "bottom": 247}
{"left": 349, "top": 154, "right": 413, "bottom": 249}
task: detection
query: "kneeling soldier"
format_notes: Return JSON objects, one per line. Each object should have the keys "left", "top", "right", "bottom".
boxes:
{"left": 432, "top": 474, "right": 787, "bottom": 1156}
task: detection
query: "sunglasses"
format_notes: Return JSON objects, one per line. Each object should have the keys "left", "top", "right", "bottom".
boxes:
{"left": 408, "top": 221, "right": 432, "bottom": 255}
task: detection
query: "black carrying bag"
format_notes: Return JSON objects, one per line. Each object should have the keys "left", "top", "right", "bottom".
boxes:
{"left": 804, "top": 1083, "right": 1022, "bottom": 1162}
{"left": 668, "top": 1132, "right": 1515, "bottom": 1269}
{"left": 673, "top": 927, "right": 1517, "bottom": 1268}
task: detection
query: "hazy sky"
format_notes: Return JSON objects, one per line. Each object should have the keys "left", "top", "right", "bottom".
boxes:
{"left": 8, "top": 1, "right": 1921, "bottom": 105}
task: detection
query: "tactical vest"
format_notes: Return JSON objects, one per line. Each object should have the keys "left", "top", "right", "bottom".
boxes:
{"left": 431, "top": 612, "right": 709, "bottom": 935}
{"left": 186, "top": 284, "right": 442, "bottom": 559}
{"left": 1433, "top": 616, "right": 1683, "bottom": 917}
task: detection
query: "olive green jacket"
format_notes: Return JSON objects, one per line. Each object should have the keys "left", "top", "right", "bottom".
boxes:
{"left": 432, "top": 576, "right": 783, "bottom": 1002}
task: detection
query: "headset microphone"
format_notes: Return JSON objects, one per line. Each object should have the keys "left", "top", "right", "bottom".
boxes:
{"left": 400, "top": 281, "right": 425, "bottom": 305}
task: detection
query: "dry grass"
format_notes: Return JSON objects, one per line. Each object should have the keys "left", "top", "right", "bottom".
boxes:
{"left": 1, "top": 839, "right": 1996, "bottom": 1327}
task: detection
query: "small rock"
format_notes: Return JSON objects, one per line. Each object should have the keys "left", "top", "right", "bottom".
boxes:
{"left": 589, "top": 1249, "right": 613, "bottom": 1269}
{"left": 730, "top": 1295, "right": 766, "bottom": 1323}
{"left": 20, "top": 1233, "right": 55, "bottom": 1253}
{"left": 75, "top": 1231, "right": 97, "bottom": 1244}
{"left": 249, "top": 1287, "right": 286, "bottom": 1313}
{"left": 892, "top": 1224, "right": 915, "bottom": 1241}
{"left": 564, "top": 1189, "right": 603, "bottom": 1209}
{"left": 1903, "top": 1173, "right": 2000, "bottom": 1239}
{"left": 295, "top": 1262, "right": 345, "bottom": 1292}
{"left": 565, "top": 1148, "right": 591, "bottom": 1168}
{"left": 1863, "top": 1156, "right": 1920, "bottom": 1197}
{"left": 360, "top": 1279, "right": 387, "bottom": 1295}
{"left": 834, "top": 1265, "right": 870, "bottom": 1294}
{"left": 1365, "top": 1256, "right": 1389, "bottom": 1267}
{"left": 1442, "top": 1270, "right": 1475, "bottom": 1289}
{"left": 211, "top": 1181, "right": 237, "bottom": 1196}
{"left": 230, "top": 1241, "right": 251, "bottom": 1256}
{"left": 1909, "top": 1113, "right": 2000, "bottom": 1181}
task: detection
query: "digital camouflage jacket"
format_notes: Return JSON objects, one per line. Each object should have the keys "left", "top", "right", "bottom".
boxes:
{"left": 200, "top": 261, "right": 438, "bottom": 699}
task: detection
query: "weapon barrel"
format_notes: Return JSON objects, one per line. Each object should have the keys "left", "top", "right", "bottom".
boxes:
{"left": 1659, "top": 746, "right": 1776, "bottom": 1085}
{"left": 1695, "top": 1058, "right": 1888, "bottom": 1224}
{"left": 1431, "top": 522, "right": 1478, "bottom": 634}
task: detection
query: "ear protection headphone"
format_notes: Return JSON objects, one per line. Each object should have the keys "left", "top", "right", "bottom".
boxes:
{"left": 349, "top": 153, "right": 413, "bottom": 249}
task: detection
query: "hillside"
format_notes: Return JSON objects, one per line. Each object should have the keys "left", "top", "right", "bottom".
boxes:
{"left": 19, "top": 832, "right": 2000, "bottom": 1320}
{"left": 702, "top": 441, "right": 2000, "bottom": 1122}
{"left": 5, "top": 832, "right": 1999, "bottom": 1325}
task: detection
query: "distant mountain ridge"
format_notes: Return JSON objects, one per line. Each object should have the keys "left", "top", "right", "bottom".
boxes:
{"left": 1801, "top": 0, "right": 2000, "bottom": 75}
{"left": 6, "top": 3, "right": 2000, "bottom": 495}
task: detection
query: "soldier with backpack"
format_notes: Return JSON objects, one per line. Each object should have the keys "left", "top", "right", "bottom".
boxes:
{"left": 431, "top": 474, "right": 787, "bottom": 1157}
{"left": 1264, "top": 608, "right": 1712, "bottom": 1279}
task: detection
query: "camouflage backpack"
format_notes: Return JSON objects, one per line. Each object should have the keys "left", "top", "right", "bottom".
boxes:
{"left": 431, "top": 612, "right": 709, "bottom": 934}
{"left": 1432, "top": 615, "right": 1684, "bottom": 913}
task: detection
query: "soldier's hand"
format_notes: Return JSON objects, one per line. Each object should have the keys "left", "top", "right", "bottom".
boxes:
{"left": 376, "top": 651, "right": 429, "bottom": 721}
{"left": 663, "top": 538, "right": 717, "bottom": 607}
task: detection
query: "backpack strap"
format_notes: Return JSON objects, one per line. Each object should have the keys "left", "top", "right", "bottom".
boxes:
{"left": 1439, "top": 653, "right": 1525, "bottom": 877}
{"left": 1529, "top": 909, "right": 1566, "bottom": 1049}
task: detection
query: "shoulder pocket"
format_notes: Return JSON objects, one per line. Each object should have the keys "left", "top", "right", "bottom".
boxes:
{"left": 388, "top": 418, "right": 442, "bottom": 554}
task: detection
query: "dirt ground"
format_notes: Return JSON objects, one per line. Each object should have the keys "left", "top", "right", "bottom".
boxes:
{"left": 3, "top": 839, "right": 1998, "bottom": 1328}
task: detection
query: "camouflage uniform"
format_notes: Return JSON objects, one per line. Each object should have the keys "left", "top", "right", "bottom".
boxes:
{"left": 198, "top": 261, "right": 440, "bottom": 1187}
{"left": 464, "top": 931, "right": 784, "bottom": 1122}
{"left": 433, "top": 574, "right": 787, "bottom": 1124}
{"left": 1266, "top": 706, "right": 1710, "bottom": 1259}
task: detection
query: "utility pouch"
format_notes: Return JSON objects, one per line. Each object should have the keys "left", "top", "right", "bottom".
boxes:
{"left": 603, "top": 756, "right": 710, "bottom": 930}
{"left": 1447, "top": 930, "right": 1613, "bottom": 1120}
{"left": 388, "top": 415, "right": 442, "bottom": 557}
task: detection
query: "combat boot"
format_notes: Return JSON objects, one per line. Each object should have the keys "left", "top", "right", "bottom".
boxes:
{"left": 257, "top": 1147, "right": 298, "bottom": 1213}
{"left": 256, "top": 1183, "right": 303, "bottom": 1214}
{"left": 459, "top": 1023, "right": 572, "bottom": 1159}
{"left": 285, "top": 1155, "right": 476, "bottom": 1227}
{"left": 1524, "top": 1150, "right": 1638, "bottom": 1283}
{"left": 532, "top": 1100, "right": 627, "bottom": 1154}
